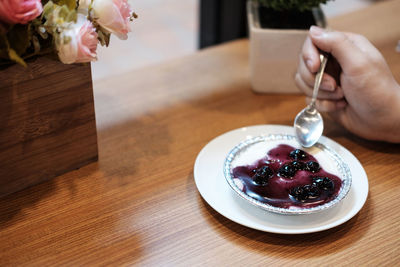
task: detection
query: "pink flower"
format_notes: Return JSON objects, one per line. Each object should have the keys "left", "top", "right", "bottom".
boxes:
{"left": 0, "top": 0, "right": 42, "bottom": 24}
{"left": 92, "top": 0, "right": 132, "bottom": 40}
{"left": 58, "top": 19, "right": 99, "bottom": 64}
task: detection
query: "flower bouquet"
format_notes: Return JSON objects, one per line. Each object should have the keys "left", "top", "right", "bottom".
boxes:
{"left": 0, "top": 0, "right": 137, "bottom": 66}
{"left": 0, "top": 0, "right": 137, "bottom": 196}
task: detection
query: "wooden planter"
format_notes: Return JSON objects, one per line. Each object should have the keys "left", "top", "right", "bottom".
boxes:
{"left": 247, "top": 1, "right": 325, "bottom": 94}
{"left": 0, "top": 56, "right": 98, "bottom": 197}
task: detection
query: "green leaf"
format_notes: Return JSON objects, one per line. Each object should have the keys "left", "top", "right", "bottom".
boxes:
{"left": 42, "top": 0, "right": 78, "bottom": 46}
{"left": 32, "top": 35, "right": 41, "bottom": 53}
{"left": 64, "top": 6, "right": 77, "bottom": 22}
{"left": 53, "top": 0, "right": 77, "bottom": 10}
{"left": 42, "top": 1, "right": 54, "bottom": 19}
{"left": 43, "top": 1, "right": 77, "bottom": 23}
{"left": 7, "top": 24, "right": 31, "bottom": 55}
{"left": 0, "top": 33, "right": 28, "bottom": 67}
{"left": 97, "top": 30, "right": 110, "bottom": 47}
{"left": 0, "top": 34, "right": 8, "bottom": 59}
{"left": 8, "top": 48, "right": 27, "bottom": 67}
{"left": 58, "top": 5, "right": 71, "bottom": 20}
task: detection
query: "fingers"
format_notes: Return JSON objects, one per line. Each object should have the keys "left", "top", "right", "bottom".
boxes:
{"left": 305, "top": 97, "right": 347, "bottom": 113}
{"left": 301, "top": 36, "right": 320, "bottom": 73}
{"left": 295, "top": 56, "right": 344, "bottom": 100}
{"left": 297, "top": 53, "right": 337, "bottom": 91}
{"left": 308, "top": 26, "right": 368, "bottom": 75}
{"left": 301, "top": 33, "right": 341, "bottom": 84}
{"left": 297, "top": 30, "right": 345, "bottom": 101}
{"left": 295, "top": 73, "right": 344, "bottom": 100}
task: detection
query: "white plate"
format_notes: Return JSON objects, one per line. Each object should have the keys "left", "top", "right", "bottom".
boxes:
{"left": 194, "top": 125, "right": 369, "bottom": 234}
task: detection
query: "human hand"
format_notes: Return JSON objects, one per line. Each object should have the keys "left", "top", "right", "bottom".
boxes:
{"left": 295, "top": 26, "right": 400, "bottom": 143}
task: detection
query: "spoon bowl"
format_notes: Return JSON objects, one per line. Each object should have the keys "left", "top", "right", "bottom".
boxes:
{"left": 294, "top": 54, "right": 328, "bottom": 147}
{"left": 294, "top": 106, "right": 324, "bottom": 147}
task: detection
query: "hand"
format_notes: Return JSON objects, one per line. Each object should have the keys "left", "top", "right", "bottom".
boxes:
{"left": 295, "top": 26, "right": 400, "bottom": 143}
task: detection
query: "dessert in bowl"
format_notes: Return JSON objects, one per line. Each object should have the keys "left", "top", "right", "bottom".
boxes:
{"left": 223, "top": 134, "right": 352, "bottom": 215}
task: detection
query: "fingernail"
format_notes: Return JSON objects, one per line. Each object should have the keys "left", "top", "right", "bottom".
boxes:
{"left": 310, "top": 26, "right": 324, "bottom": 37}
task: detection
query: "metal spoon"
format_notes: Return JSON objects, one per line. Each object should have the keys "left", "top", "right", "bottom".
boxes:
{"left": 294, "top": 53, "right": 328, "bottom": 147}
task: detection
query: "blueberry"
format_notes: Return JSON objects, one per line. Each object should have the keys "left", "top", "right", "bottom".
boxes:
{"left": 313, "top": 177, "right": 324, "bottom": 185}
{"left": 290, "top": 186, "right": 309, "bottom": 201}
{"left": 313, "top": 177, "right": 334, "bottom": 190}
{"left": 305, "top": 161, "right": 320, "bottom": 173}
{"left": 252, "top": 165, "right": 273, "bottom": 186}
{"left": 289, "top": 149, "right": 307, "bottom": 160}
{"left": 278, "top": 163, "right": 296, "bottom": 178}
{"left": 291, "top": 161, "right": 306, "bottom": 171}
{"left": 303, "top": 184, "right": 320, "bottom": 198}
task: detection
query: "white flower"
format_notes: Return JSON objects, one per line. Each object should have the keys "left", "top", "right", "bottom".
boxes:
{"left": 57, "top": 15, "right": 98, "bottom": 64}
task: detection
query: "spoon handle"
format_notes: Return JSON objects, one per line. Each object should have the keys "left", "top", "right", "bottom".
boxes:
{"left": 310, "top": 54, "right": 328, "bottom": 108}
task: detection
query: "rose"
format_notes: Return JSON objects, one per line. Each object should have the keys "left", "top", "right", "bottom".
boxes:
{"left": 92, "top": 0, "right": 132, "bottom": 40}
{"left": 57, "top": 17, "right": 98, "bottom": 64}
{"left": 57, "top": 18, "right": 98, "bottom": 64}
{"left": 0, "top": 0, "right": 42, "bottom": 25}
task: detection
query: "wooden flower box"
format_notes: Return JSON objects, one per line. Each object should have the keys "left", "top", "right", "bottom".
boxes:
{"left": 0, "top": 56, "right": 98, "bottom": 197}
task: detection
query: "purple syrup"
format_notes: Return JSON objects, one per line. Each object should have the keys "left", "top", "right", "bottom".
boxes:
{"left": 232, "top": 144, "right": 342, "bottom": 209}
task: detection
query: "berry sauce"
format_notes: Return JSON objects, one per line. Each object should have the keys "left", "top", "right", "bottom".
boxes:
{"left": 232, "top": 144, "right": 342, "bottom": 209}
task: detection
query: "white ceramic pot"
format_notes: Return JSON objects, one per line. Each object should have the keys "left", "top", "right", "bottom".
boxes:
{"left": 247, "top": 1, "right": 325, "bottom": 94}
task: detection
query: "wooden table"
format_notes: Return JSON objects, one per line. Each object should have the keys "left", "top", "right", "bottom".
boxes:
{"left": 1, "top": 1, "right": 400, "bottom": 265}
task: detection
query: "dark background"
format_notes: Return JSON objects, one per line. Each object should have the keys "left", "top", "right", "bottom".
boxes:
{"left": 199, "top": 0, "right": 248, "bottom": 48}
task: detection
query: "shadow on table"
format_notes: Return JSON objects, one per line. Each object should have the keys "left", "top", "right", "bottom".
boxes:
{"left": 0, "top": 104, "right": 173, "bottom": 229}
{"left": 199, "top": 194, "right": 372, "bottom": 257}
{"left": 0, "top": 180, "right": 56, "bottom": 229}
{"left": 0, "top": 163, "right": 98, "bottom": 230}
{"left": 323, "top": 117, "right": 400, "bottom": 158}
{"left": 350, "top": 137, "right": 400, "bottom": 157}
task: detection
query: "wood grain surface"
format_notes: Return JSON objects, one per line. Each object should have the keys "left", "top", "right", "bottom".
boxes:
{"left": 0, "top": 1, "right": 399, "bottom": 265}
{"left": 0, "top": 56, "right": 98, "bottom": 197}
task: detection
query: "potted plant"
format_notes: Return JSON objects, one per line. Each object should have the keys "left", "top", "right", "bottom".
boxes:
{"left": 247, "top": 0, "right": 330, "bottom": 93}
{"left": 0, "top": 0, "right": 137, "bottom": 197}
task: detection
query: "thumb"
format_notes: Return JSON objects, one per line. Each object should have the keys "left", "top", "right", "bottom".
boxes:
{"left": 309, "top": 26, "right": 365, "bottom": 74}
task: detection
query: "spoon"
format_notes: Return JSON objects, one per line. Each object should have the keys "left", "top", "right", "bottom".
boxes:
{"left": 294, "top": 53, "right": 328, "bottom": 147}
